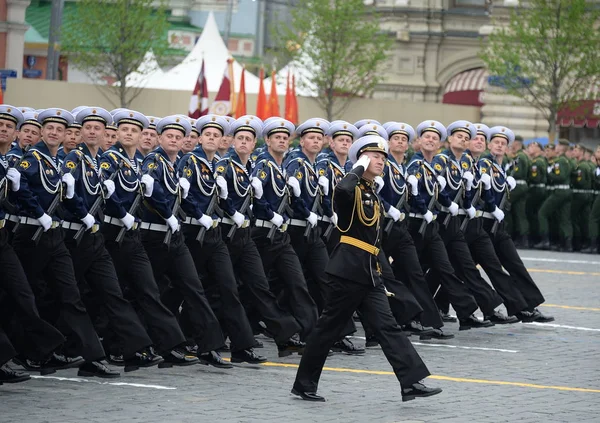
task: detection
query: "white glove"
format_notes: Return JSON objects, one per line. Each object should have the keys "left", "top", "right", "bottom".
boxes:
{"left": 270, "top": 212, "right": 284, "bottom": 228}
{"left": 331, "top": 212, "right": 338, "bottom": 226}
{"left": 103, "top": 180, "right": 115, "bottom": 199}
{"left": 198, "top": 214, "right": 213, "bottom": 230}
{"left": 318, "top": 175, "right": 329, "bottom": 196}
{"left": 407, "top": 175, "right": 419, "bottom": 196}
{"left": 462, "top": 171, "right": 474, "bottom": 191}
{"left": 179, "top": 178, "right": 190, "bottom": 199}
{"left": 120, "top": 213, "right": 135, "bottom": 230}
{"left": 506, "top": 176, "right": 517, "bottom": 191}
{"left": 491, "top": 206, "right": 505, "bottom": 222}
{"left": 215, "top": 175, "right": 228, "bottom": 199}
{"left": 307, "top": 212, "right": 318, "bottom": 228}
{"left": 37, "top": 213, "right": 52, "bottom": 232}
{"left": 62, "top": 173, "right": 75, "bottom": 199}
{"left": 436, "top": 175, "right": 447, "bottom": 191}
{"left": 480, "top": 173, "right": 491, "bottom": 190}
{"left": 6, "top": 168, "right": 20, "bottom": 191}
{"left": 353, "top": 154, "right": 371, "bottom": 171}
{"left": 466, "top": 206, "right": 476, "bottom": 219}
{"left": 231, "top": 211, "right": 245, "bottom": 228}
{"left": 374, "top": 176, "right": 384, "bottom": 194}
{"left": 595, "top": 167, "right": 600, "bottom": 177}
{"left": 448, "top": 202, "right": 459, "bottom": 216}
{"left": 423, "top": 210, "right": 434, "bottom": 224}
{"left": 387, "top": 205, "right": 402, "bottom": 222}
{"left": 141, "top": 174, "right": 154, "bottom": 197}
{"left": 250, "top": 177, "right": 263, "bottom": 200}
{"left": 166, "top": 215, "right": 180, "bottom": 232}
{"left": 81, "top": 213, "right": 95, "bottom": 230}
{"left": 547, "top": 166, "right": 553, "bottom": 174}
{"left": 287, "top": 177, "right": 301, "bottom": 198}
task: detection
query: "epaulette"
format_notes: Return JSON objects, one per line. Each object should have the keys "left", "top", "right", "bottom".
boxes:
{"left": 32, "top": 151, "right": 41, "bottom": 161}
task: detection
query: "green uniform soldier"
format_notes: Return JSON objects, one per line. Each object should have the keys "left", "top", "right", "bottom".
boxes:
{"left": 507, "top": 136, "right": 530, "bottom": 247}
{"left": 525, "top": 141, "right": 547, "bottom": 246}
{"left": 570, "top": 144, "right": 594, "bottom": 251}
{"left": 582, "top": 146, "right": 600, "bottom": 253}
{"left": 534, "top": 139, "right": 573, "bottom": 251}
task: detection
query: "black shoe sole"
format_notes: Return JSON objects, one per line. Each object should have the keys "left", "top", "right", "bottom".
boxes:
{"left": 278, "top": 348, "right": 304, "bottom": 358}
{"left": 124, "top": 358, "right": 164, "bottom": 373}
{"left": 197, "top": 358, "right": 233, "bottom": 369}
{"left": 158, "top": 358, "right": 199, "bottom": 368}
{"left": 0, "top": 375, "right": 31, "bottom": 383}
{"left": 291, "top": 388, "right": 326, "bottom": 402}
{"left": 330, "top": 348, "right": 365, "bottom": 355}
{"left": 77, "top": 370, "right": 120, "bottom": 379}
{"left": 402, "top": 388, "right": 443, "bottom": 402}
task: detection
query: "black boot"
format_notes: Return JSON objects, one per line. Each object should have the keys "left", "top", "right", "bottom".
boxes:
{"left": 533, "top": 236, "right": 551, "bottom": 250}
{"left": 563, "top": 237, "right": 573, "bottom": 252}
{"left": 581, "top": 238, "right": 599, "bottom": 254}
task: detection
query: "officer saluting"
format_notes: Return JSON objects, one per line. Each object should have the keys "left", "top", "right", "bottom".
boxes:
{"left": 292, "top": 135, "right": 441, "bottom": 402}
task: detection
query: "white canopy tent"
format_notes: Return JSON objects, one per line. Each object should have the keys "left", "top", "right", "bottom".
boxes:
{"left": 126, "top": 50, "right": 164, "bottom": 87}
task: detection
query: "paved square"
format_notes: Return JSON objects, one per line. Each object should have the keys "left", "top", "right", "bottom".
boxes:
{"left": 2, "top": 249, "right": 600, "bottom": 423}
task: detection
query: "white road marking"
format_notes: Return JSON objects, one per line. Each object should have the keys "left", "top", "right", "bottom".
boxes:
{"left": 351, "top": 336, "right": 517, "bottom": 353}
{"left": 30, "top": 375, "right": 177, "bottom": 390}
{"left": 520, "top": 256, "right": 600, "bottom": 266}
{"left": 524, "top": 322, "right": 600, "bottom": 332}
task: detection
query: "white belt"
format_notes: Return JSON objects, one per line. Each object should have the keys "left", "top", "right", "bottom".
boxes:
{"left": 515, "top": 180, "right": 527, "bottom": 185}
{"left": 320, "top": 215, "right": 332, "bottom": 223}
{"left": 19, "top": 216, "right": 60, "bottom": 229}
{"left": 0, "top": 219, "right": 5, "bottom": 229}
{"left": 183, "top": 216, "right": 219, "bottom": 228}
{"left": 140, "top": 222, "right": 169, "bottom": 232}
{"left": 553, "top": 185, "right": 570, "bottom": 189}
{"left": 255, "top": 219, "right": 287, "bottom": 232}
{"left": 289, "top": 218, "right": 308, "bottom": 227}
{"left": 104, "top": 215, "right": 124, "bottom": 227}
{"left": 572, "top": 189, "right": 593, "bottom": 194}
{"left": 5, "top": 214, "right": 19, "bottom": 223}
{"left": 438, "top": 206, "right": 450, "bottom": 213}
{"left": 457, "top": 209, "right": 484, "bottom": 217}
{"left": 408, "top": 213, "right": 437, "bottom": 221}
{"left": 61, "top": 221, "right": 100, "bottom": 233}
{"left": 220, "top": 216, "right": 250, "bottom": 228}
{"left": 482, "top": 212, "right": 495, "bottom": 219}
{"left": 530, "top": 183, "right": 546, "bottom": 188}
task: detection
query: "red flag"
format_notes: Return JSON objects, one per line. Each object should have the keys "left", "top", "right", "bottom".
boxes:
{"left": 289, "top": 73, "right": 299, "bottom": 124}
{"left": 284, "top": 71, "right": 292, "bottom": 121}
{"left": 189, "top": 59, "right": 209, "bottom": 118}
{"left": 0, "top": 88, "right": 3, "bottom": 104}
{"left": 268, "top": 69, "right": 280, "bottom": 118}
{"left": 235, "top": 66, "right": 247, "bottom": 118}
{"left": 256, "top": 67, "right": 268, "bottom": 120}
{"left": 211, "top": 58, "right": 234, "bottom": 116}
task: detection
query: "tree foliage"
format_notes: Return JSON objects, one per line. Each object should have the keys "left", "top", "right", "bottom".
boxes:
{"left": 61, "top": 0, "right": 170, "bottom": 107}
{"left": 272, "top": 0, "right": 392, "bottom": 120}
{"left": 480, "top": 0, "right": 600, "bottom": 141}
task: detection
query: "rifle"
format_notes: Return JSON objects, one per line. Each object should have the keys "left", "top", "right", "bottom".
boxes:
{"left": 418, "top": 194, "right": 436, "bottom": 235}
{"left": 490, "top": 187, "right": 509, "bottom": 234}
{"left": 195, "top": 192, "right": 219, "bottom": 246}
{"left": 442, "top": 182, "right": 464, "bottom": 227}
{"left": 384, "top": 189, "right": 408, "bottom": 236}
{"left": 72, "top": 161, "right": 122, "bottom": 245}
{"left": 460, "top": 186, "right": 481, "bottom": 232}
{"left": 163, "top": 188, "right": 181, "bottom": 249}
{"left": 267, "top": 190, "right": 290, "bottom": 244}
{"left": 115, "top": 190, "right": 142, "bottom": 245}
{"left": 304, "top": 188, "right": 323, "bottom": 241}
{"left": 226, "top": 188, "right": 252, "bottom": 243}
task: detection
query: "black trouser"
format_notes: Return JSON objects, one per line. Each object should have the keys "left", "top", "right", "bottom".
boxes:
{"left": 0, "top": 228, "right": 65, "bottom": 361}
{"left": 64, "top": 230, "right": 152, "bottom": 358}
{"left": 383, "top": 220, "right": 444, "bottom": 329}
{"left": 407, "top": 218, "right": 478, "bottom": 319}
{"left": 0, "top": 327, "right": 17, "bottom": 366}
{"left": 181, "top": 225, "right": 254, "bottom": 353}
{"left": 102, "top": 225, "right": 187, "bottom": 354}
{"left": 318, "top": 220, "right": 340, "bottom": 255}
{"left": 463, "top": 217, "right": 529, "bottom": 316}
{"left": 223, "top": 224, "right": 301, "bottom": 344}
{"left": 293, "top": 276, "right": 430, "bottom": 393}
{"left": 141, "top": 228, "right": 225, "bottom": 354}
{"left": 433, "top": 214, "right": 503, "bottom": 316}
{"left": 252, "top": 227, "right": 318, "bottom": 340}
{"left": 482, "top": 219, "right": 545, "bottom": 311}
{"left": 12, "top": 225, "right": 105, "bottom": 361}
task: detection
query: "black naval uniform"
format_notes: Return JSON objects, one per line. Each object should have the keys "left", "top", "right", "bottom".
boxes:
{"left": 140, "top": 147, "right": 226, "bottom": 356}
{"left": 61, "top": 144, "right": 154, "bottom": 360}
{"left": 99, "top": 143, "right": 188, "bottom": 356}
{"left": 251, "top": 151, "right": 319, "bottom": 340}
{"left": 178, "top": 145, "right": 257, "bottom": 356}
{"left": 12, "top": 141, "right": 106, "bottom": 362}
{"left": 215, "top": 151, "right": 303, "bottom": 345}
{"left": 293, "top": 162, "right": 430, "bottom": 397}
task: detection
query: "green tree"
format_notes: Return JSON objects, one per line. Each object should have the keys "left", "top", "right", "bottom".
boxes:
{"left": 480, "top": 0, "right": 600, "bottom": 142}
{"left": 272, "top": 0, "right": 392, "bottom": 121}
{"left": 61, "top": 0, "right": 170, "bottom": 108}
